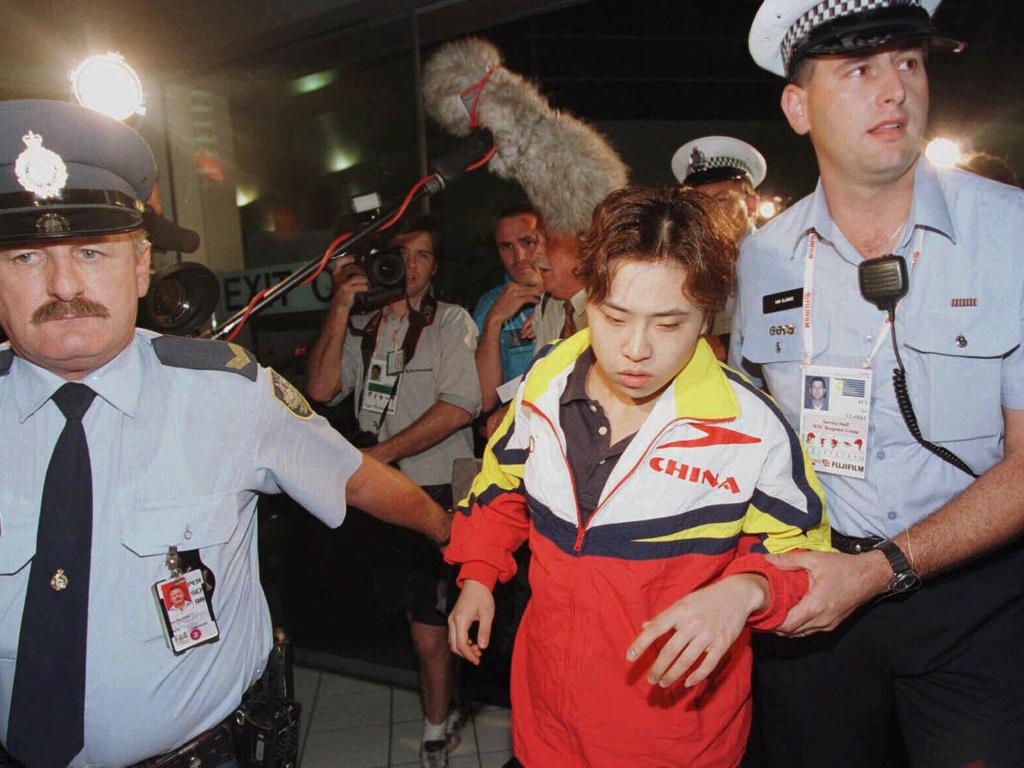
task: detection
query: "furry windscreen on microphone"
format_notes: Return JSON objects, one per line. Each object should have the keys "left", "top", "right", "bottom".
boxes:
{"left": 423, "top": 37, "right": 629, "bottom": 235}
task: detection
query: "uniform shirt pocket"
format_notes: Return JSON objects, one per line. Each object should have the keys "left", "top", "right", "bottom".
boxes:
{"left": 119, "top": 491, "right": 243, "bottom": 641}
{"left": 0, "top": 505, "right": 38, "bottom": 661}
{"left": 0, "top": 517, "right": 36, "bottom": 576}
{"left": 903, "top": 310, "right": 1017, "bottom": 442}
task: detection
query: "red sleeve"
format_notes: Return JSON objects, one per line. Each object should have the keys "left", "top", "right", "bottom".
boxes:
{"left": 722, "top": 535, "right": 809, "bottom": 631}
{"left": 445, "top": 489, "right": 530, "bottom": 591}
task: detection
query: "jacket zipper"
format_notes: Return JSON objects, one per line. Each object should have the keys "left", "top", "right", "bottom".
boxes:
{"left": 523, "top": 400, "right": 586, "bottom": 551}
{"left": 524, "top": 402, "right": 738, "bottom": 552}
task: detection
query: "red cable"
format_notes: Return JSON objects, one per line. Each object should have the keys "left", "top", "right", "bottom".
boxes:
{"left": 379, "top": 174, "right": 435, "bottom": 230}
{"left": 459, "top": 64, "right": 500, "bottom": 129}
{"left": 225, "top": 286, "right": 268, "bottom": 342}
{"left": 465, "top": 144, "right": 497, "bottom": 172}
{"left": 298, "top": 230, "right": 352, "bottom": 288}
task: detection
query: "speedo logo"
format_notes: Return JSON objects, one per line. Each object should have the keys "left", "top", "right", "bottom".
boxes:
{"left": 648, "top": 457, "right": 741, "bottom": 494}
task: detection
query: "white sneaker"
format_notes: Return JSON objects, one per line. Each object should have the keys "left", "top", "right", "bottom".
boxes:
{"left": 445, "top": 703, "right": 470, "bottom": 753}
{"left": 420, "top": 739, "right": 449, "bottom": 768}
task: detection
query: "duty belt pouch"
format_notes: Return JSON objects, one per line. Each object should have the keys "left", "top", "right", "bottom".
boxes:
{"left": 232, "top": 636, "right": 301, "bottom": 768}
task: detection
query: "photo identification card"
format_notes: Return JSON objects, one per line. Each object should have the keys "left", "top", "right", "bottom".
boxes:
{"left": 153, "top": 569, "right": 220, "bottom": 655}
{"left": 798, "top": 365, "right": 872, "bottom": 479}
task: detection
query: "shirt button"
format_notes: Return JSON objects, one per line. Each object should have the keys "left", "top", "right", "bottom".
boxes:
{"left": 598, "top": 459, "right": 606, "bottom": 465}
{"left": 598, "top": 426, "right": 608, "bottom": 436}
{"left": 876, "top": 450, "right": 886, "bottom": 459}
{"left": 864, "top": 334, "right": 874, "bottom": 343}
{"left": 589, "top": 405, "right": 598, "bottom": 413}
{"left": 887, "top": 511, "right": 898, "bottom": 521}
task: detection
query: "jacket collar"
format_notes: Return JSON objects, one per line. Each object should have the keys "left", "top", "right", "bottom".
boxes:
{"left": 523, "top": 330, "right": 738, "bottom": 423}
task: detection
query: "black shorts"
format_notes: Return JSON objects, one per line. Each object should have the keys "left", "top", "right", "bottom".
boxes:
{"left": 373, "top": 484, "right": 454, "bottom": 628}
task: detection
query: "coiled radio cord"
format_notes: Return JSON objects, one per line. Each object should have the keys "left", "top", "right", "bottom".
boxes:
{"left": 887, "top": 308, "right": 978, "bottom": 479}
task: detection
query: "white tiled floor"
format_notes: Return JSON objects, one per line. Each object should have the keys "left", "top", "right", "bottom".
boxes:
{"left": 295, "top": 666, "right": 513, "bottom": 768}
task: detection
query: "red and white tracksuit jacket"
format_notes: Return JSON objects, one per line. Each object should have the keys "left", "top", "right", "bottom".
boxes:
{"left": 446, "top": 333, "right": 831, "bottom": 768}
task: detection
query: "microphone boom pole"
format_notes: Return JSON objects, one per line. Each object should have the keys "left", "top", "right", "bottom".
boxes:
{"left": 203, "top": 129, "right": 493, "bottom": 341}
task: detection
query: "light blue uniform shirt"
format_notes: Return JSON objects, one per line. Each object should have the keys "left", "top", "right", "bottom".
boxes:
{"left": 0, "top": 330, "right": 362, "bottom": 767}
{"left": 729, "top": 161, "right": 1024, "bottom": 538}
{"left": 472, "top": 279, "right": 536, "bottom": 383}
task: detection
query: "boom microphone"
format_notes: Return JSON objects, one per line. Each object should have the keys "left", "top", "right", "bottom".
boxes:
{"left": 423, "top": 37, "right": 629, "bottom": 235}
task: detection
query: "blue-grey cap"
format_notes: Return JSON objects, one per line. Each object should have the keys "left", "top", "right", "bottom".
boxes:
{"left": 0, "top": 99, "right": 155, "bottom": 243}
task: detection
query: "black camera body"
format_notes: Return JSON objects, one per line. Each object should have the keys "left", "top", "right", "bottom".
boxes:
{"left": 349, "top": 429, "right": 379, "bottom": 449}
{"left": 351, "top": 243, "right": 405, "bottom": 314}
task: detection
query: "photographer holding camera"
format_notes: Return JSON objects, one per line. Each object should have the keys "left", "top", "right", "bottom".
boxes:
{"left": 306, "top": 215, "right": 481, "bottom": 768}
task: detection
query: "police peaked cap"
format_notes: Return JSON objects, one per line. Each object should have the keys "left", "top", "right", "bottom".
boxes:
{"left": 671, "top": 136, "right": 767, "bottom": 189}
{"left": 0, "top": 99, "right": 156, "bottom": 243}
{"left": 749, "top": 0, "right": 964, "bottom": 79}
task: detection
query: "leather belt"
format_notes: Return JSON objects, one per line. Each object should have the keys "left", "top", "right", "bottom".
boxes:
{"left": 831, "top": 529, "right": 884, "bottom": 555}
{"left": 1, "top": 722, "right": 234, "bottom": 768}
{"left": 126, "top": 715, "right": 236, "bottom": 768}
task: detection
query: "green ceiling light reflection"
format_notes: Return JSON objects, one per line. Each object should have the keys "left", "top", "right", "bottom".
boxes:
{"left": 236, "top": 185, "right": 259, "bottom": 207}
{"left": 327, "top": 150, "right": 356, "bottom": 173}
{"left": 290, "top": 70, "right": 338, "bottom": 96}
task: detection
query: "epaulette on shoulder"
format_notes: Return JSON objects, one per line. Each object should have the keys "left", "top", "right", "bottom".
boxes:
{"left": 0, "top": 348, "right": 12, "bottom": 376}
{"left": 151, "top": 336, "right": 258, "bottom": 382}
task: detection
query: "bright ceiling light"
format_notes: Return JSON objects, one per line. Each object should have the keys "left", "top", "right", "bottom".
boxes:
{"left": 757, "top": 200, "right": 777, "bottom": 219}
{"left": 925, "top": 137, "right": 961, "bottom": 168}
{"left": 70, "top": 53, "right": 145, "bottom": 122}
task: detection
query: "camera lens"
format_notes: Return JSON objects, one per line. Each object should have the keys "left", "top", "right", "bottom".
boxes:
{"left": 152, "top": 276, "right": 190, "bottom": 324}
{"left": 367, "top": 249, "right": 405, "bottom": 287}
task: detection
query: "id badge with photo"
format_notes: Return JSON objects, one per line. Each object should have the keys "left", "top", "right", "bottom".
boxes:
{"left": 153, "top": 568, "right": 220, "bottom": 655}
{"left": 798, "top": 364, "right": 872, "bottom": 479}
{"left": 363, "top": 356, "right": 399, "bottom": 415}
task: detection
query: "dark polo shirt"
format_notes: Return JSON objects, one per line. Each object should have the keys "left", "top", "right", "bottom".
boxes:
{"left": 560, "top": 349, "right": 638, "bottom": 525}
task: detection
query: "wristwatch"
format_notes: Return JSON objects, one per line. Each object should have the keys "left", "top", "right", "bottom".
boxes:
{"left": 873, "top": 538, "right": 921, "bottom": 594}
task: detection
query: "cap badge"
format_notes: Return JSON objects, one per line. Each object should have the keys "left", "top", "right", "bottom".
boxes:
{"left": 15, "top": 131, "right": 68, "bottom": 200}
{"left": 689, "top": 147, "right": 708, "bottom": 173}
{"left": 35, "top": 213, "right": 72, "bottom": 235}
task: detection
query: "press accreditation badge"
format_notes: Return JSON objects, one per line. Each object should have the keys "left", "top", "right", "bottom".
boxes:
{"left": 386, "top": 349, "right": 405, "bottom": 375}
{"left": 501, "top": 327, "right": 533, "bottom": 350}
{"left": 363, "top": 356, "right": 398, "bottom": 415}
{"left": 153, "top": 569, "right": 220, "bottom": 655}
{"left": 798, "top": 365, "right": 872, "bottom": 479}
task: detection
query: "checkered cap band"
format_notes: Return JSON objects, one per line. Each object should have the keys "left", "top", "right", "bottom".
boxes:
{"left": 781, "top": 0, "right": 919, "bottom": 72}
{"left": 689, "top": 154, "right": 753, "bottom": 182}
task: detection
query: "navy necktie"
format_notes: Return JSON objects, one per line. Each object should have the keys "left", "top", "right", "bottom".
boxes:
{"left": 8, "top": 383, "right": 97, "bottom": 768}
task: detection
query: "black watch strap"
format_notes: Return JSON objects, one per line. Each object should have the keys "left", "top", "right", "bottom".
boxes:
{"left": 873, "top": 538, "right": 921, "bottom": 594}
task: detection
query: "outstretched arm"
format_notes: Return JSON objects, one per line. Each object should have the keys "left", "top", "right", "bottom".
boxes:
{"left": 346, "top": 453, "right": 450, "bottom": 546}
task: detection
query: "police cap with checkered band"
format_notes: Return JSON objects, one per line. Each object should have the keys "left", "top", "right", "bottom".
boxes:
{"left": 671, "top": 136, "right": 767, "bottom": 189}
{"left": 0, "top": 99, "right": 155, "bottom": 243}
{"left": 749, "top": 0, "right": 964, "bottom": 79}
